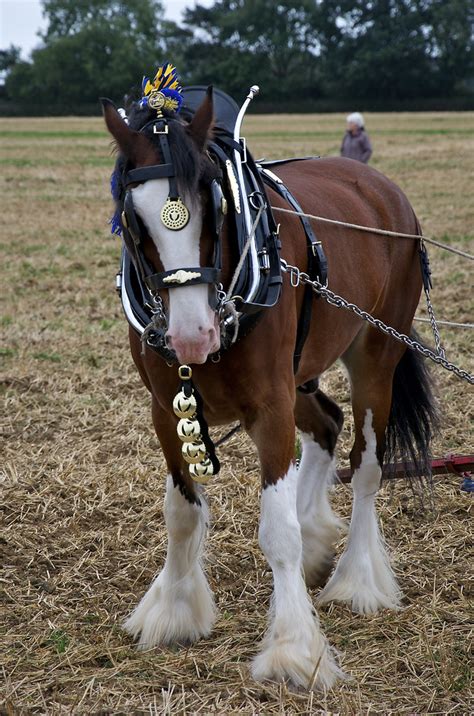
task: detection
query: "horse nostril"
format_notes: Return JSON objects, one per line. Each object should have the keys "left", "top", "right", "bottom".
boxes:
{"left": 165, "top": 333, "right": 173, "bottom": 348}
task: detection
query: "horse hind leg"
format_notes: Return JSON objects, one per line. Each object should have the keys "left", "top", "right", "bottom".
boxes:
{"left": 124, "top": 397, "right": 216, "bottom": 648}
{"left": 318, "top": 365, "right": 401, "bottom": 614}
{"left": 294, "top": 388, "right": 346, "bottom": 588}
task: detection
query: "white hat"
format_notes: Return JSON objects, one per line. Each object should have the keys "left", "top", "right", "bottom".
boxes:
{"left": 346, "top": 112, "right": 365, "bottom": 127}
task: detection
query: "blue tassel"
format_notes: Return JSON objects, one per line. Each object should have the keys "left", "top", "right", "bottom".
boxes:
{"left": 110, "top": 210, "right": 122, "bottom": 237}
{"left": 110, "top": 168, "right": 120, "bottom": 200}
{"left": 109, "top": 169, "right": 122, "bottom": 236}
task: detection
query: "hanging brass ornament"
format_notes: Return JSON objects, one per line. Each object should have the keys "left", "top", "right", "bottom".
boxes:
{"left": 173, "top": 391, "right": 197, "bottom": 419}
{"left": 182, "top": 441, "right": 207, "bottom": 464}
{"left": 161, "top": 197, "right": 190, "bottom": 231}
{"left": 173, "top": 364, "right": 219, "bottom": 484}
{"left": 189, "top": 458, "right": 215, "bottom": 484}
{"left": 177, "top": 417, "right": 202, "bottom": 442}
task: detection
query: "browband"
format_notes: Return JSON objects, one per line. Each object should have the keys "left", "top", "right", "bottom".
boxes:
{"left": 124, "top": 163, "right": 175, "bottom": 185}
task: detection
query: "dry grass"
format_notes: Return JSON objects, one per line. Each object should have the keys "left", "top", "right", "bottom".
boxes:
{"left": 1, "top": 112, "right": 473, "bottom": 714}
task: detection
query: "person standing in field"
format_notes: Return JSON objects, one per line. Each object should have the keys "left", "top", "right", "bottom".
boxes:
{"left": 340, "top": 112, "right": 372, "bottom": 163}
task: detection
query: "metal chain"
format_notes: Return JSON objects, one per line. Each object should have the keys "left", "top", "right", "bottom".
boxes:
{"left": 423, "top": 288, "right": 446, "bottom": 358}
{"left": 147, "top": 294, "right": 168, "bottom": 329}
{"left": 280, "top": 259, "right": 474, "bottom": 384}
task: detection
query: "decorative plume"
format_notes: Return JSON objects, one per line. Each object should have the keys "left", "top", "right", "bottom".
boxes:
{"left": 139, "top": 63, "right": 183, "bottom": 114}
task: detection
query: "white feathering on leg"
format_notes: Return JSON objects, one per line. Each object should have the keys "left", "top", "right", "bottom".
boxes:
{"left": 297, "top": 434, "right": 346, "bottom": 586}
{"left": 253, "top": 464, "right": 344, "bottom": 689}
{"left": 123, "top": 475, "right": 216, "bottom": 648}
{"left": 318, "top": 410, "right": 402, "bottom": 613}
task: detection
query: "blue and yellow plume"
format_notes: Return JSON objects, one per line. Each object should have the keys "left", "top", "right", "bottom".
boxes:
{"left": 139, "top": 63, "right": 183, "bottom": 114}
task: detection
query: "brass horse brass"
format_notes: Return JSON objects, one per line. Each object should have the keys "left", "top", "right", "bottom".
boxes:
{"left": 160, "top": 197, "right": 190, "bottom": 230}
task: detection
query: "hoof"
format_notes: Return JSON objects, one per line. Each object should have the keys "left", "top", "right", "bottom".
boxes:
{"left": 123, "top": 566, "right": 216, "bottom": 649}
{"left": 252, "top": 634, "right": 343, "bottom": 691}
{"left": 317, "top": 555, "right": 402, "bottom": 614}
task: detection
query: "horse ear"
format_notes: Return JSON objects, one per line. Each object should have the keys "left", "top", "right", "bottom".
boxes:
{"left": 100, "top": 98, "right": 152, "bottom": 164}
{"left": 187, "top": 86, "right": 214, "bottom": 151}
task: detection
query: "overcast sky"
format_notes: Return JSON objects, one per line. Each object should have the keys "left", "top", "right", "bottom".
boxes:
{"left": 0, "top": 0, "right": 213, "bottom": 58}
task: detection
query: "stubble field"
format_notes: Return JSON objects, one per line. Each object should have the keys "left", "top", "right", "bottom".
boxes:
{"left": 1, "top": 112, "right": 473, "bottom": 714}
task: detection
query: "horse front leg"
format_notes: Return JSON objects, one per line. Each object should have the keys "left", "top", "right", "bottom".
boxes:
{"left": 248, "top": 392, "right": 343, "bottom": 690}
{"left": 124, "top": 395, "right": 216, "bottom": 649}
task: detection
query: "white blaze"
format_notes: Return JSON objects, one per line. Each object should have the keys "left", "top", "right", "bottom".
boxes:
{"left": 131, "top": 179, "right": 218, "bottom": 362}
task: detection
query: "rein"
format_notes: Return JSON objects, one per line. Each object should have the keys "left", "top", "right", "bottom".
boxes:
{"left": 271, "top": 205, "right": 474, "bottom": 261}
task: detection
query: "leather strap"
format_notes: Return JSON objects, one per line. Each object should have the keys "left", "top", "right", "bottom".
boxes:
{"left": 260, "top": 167, "right": 328, "bottom": 373}
{"left": 144, "top": 267, "right": 221, "bottom": 292}
{"left": 125, "top": 163, "right": 174, "bottom": 184}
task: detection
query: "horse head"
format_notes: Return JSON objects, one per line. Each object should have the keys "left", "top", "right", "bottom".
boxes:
{"left": 102, "top": 88, "right": 224, "bottom": 365}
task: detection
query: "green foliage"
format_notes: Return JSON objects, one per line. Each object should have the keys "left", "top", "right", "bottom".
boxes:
{"left": 33, "top": 351, "right": 62, "bottom": 362}
{"left": 316, "top": 0, "right": 474, "bottom": 99}
{"left": 180, "top": 0, "right": 323, "bottom": 99}
{"left": 1, "top": 0, "right": 473, "bottom": 113}
{"left": 5, "top": 0, "right": 168, "bottom": 111}
{"left": 47, "top": 628, "right": 69, "bottom": 653}
{"left": 0, "top": 45, "right": 21, "bottom": 73}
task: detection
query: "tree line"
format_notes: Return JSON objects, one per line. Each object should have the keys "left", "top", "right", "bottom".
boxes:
{"left": 1, "top": 0, "right": 473, "bottom": 115}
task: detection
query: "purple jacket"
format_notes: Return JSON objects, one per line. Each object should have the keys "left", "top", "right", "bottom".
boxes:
{"left": 340, "top": 129, "right": 372, "bottom": 163}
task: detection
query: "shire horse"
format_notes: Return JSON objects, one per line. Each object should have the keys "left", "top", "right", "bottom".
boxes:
{"left": 101, "top": 85, "right": 437, "bottom": 689}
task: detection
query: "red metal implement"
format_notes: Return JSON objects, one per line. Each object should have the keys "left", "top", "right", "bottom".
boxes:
{"left": 336, "top": 454, "right": 474, "bottom": 484}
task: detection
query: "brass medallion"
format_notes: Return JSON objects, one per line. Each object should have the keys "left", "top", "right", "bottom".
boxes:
{"left": 148, "top": 90, "right": 166, "bottom": 110}
{"left": 160, "top": 197, "right": 190, "bottom": 231}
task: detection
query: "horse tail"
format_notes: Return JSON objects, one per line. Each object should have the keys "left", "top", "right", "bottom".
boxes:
{"left": 385, "top": 332, "right": 440, "bottom": 479}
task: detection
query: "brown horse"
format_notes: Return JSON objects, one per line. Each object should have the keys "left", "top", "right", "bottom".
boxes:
{"left": 102, "top": 89, "right": 437, "bottom": 690}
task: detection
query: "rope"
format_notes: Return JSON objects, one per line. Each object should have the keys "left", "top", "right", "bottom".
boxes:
{"left": 414, "top": 317, "right": 474, "bottom": 329}
{"left": 226, "top": 204, "right": 265, "bottom": 299}
{"left": 271, "top": 205, "right": 474, "bottom": 260}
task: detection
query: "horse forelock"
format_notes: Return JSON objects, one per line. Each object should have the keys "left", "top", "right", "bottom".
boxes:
{"left": 111, "top": 103, "right": 220, "bottom": 223}
{"left": 124, "top": 103, "right": 211, "bottom": 197}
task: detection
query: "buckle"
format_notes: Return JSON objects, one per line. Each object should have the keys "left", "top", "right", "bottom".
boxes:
{"left": 311, "top": 240, "right": 322, "bottom": 257}
{"left": 153, "top": 123, "right": 169, "bottom": 134}
{"left": 240, "top": 137, "right": 248, "bottom": 164}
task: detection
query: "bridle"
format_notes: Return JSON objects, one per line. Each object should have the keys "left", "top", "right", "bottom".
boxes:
{"left": 119, "top": 115, "right": 228, "bottom": 315}
{"left": 114, "top": 91, "right": 283, "bottom": 363}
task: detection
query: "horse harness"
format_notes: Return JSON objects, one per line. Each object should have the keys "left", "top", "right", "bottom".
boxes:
{"left": 115, "top": 88, "right": 328, "bottom": 372}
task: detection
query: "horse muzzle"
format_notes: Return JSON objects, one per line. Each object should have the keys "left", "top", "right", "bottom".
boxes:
{"left": 166, "top": 323, "right": 220, "bottom": 365}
